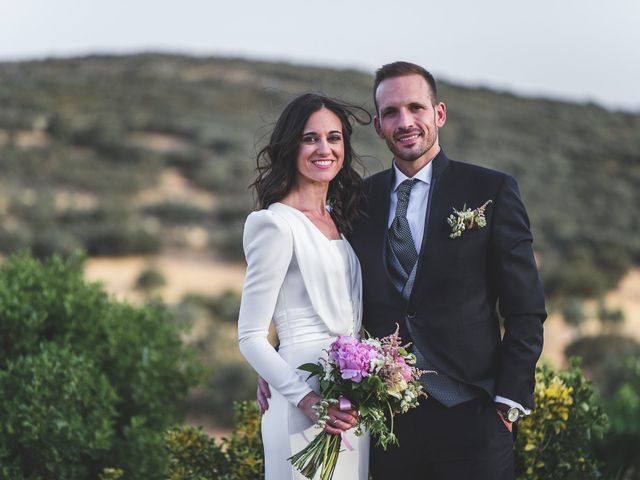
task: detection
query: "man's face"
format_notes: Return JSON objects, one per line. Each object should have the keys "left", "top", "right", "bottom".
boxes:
{"left": 374, "top": 74, "right": 446, "bottom": 172}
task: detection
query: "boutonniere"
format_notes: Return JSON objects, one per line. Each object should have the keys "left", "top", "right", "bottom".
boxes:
{"left": 447, "top": 200, "right": 493, "bottom": 239}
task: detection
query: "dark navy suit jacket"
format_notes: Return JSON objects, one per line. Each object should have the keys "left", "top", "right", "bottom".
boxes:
{"left": 349, "top": 149, "right": 546, "bottom": 409}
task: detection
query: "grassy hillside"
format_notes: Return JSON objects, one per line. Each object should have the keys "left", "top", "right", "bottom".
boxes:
{"left": 0, "top": 53, "right": 638, "bottom": 298}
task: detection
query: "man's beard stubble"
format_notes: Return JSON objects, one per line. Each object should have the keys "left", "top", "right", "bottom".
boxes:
{"left": 386, "top": 126, "right": 438, "bottom": 163}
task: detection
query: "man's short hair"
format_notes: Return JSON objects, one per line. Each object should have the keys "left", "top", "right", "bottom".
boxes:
{"left": 373, "top": 61, "right": 438, "bottom": 113}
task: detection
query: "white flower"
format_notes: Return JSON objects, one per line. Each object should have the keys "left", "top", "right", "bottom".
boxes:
{"left": 369, "top": 357, "right": 384, "bottom": 373}
{"left": 364, "top": 338, "right": 381, "bottom": 348}
{"left": 447, "top": 200, "right": 492, "bottom": 239}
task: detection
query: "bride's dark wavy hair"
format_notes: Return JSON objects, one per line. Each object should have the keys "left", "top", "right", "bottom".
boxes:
{"left": 251, "top": 93, "right": 371, "bottom": 233}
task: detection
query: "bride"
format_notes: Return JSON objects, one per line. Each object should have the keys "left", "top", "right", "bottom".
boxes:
{"left": 237, "top": 93, "right": 371, "bottom": 479}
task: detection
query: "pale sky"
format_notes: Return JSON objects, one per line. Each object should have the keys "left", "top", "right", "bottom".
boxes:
{"left": 1, "top": 0, "right": 639, "bottom": 111}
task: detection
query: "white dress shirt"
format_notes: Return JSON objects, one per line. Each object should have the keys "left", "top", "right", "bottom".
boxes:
{"left": 387, "top": 156, "right": 529, "bottom": 416}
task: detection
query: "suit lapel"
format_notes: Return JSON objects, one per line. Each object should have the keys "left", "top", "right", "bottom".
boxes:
{"left": 368, "top": 169, "right": 406, "bottom": 299}
{"left": 411, "top": 150, "right": 451, "bottom": 302}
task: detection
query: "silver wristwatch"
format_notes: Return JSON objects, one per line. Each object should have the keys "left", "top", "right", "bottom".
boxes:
{"left": 496, "top": 402, "right": 523, "bottom": 423}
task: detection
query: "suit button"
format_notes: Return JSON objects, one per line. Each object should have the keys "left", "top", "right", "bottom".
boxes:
{"left": 406, "top": 311, "right": 416, "bottom": 319}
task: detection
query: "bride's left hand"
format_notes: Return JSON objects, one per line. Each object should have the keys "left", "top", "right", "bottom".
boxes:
{"left": 298, "top": 392, "right": 358, "bottom": 435}
{"left": 324, "top": 403, "right": 359, "bottom": 436}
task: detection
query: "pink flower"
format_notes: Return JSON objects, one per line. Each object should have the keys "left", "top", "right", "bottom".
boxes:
{"left": 329, "top": 336, "right": 378, "bottom": 383}
{"left": 400, "top": 360, "right": 413, "bottom": 382}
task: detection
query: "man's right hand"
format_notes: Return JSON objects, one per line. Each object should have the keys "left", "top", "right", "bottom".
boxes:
{"left": 257, "top": 375, "right": 271, "bottom": 415}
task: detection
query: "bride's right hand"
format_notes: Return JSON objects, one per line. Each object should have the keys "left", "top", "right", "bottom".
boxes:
{"left": 297, "top": 391, "right": 358, "bottom": 435}
{"left": 256, "top": 376, "right": 271, "bottom": 415}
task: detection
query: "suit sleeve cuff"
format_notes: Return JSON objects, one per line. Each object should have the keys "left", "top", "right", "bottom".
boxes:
{"left": 494, "top": 395, "right": 531, "bottom": 415}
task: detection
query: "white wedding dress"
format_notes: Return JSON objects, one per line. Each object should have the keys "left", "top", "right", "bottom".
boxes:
{"left": 238, "top": 202, "right": 370, "bottom": 480}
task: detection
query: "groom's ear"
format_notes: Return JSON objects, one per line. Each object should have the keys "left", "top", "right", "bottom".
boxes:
{"left": 373, "top": 115, "right": 384, "bottom": 138}
{"left": 435, "top": 101, "right": 447, "bottom": 127}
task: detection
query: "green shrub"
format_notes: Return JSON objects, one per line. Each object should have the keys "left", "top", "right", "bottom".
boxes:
{"left": 565, "top": 335, "right": 640, "bottom": 478}
{"left": 0, "top": 225, "right": 31, "bottom": 255}
{"left": 58, "top": 202, "right": 163, "bottom": 256}
{"left": 221, "top": 401, "right": 264, "bottom": 480}
{"left": 515, "top": 359, "right": 608, "bottom": 480}
{"left": 82, "top": 223, "right": 161, "bottom": 255}
{"left": 165, "top": 426, "right": 230, "bottom": 479}
{"left": 181, "top": 290, "right": 241, "bottom": 323}
{"left": 209, "top": 198, "right": 252, "bottom": 261}
{"left": 594, "top": 356, "right": 640, "bottom": 480}
{"left": 210, "top": 226, "right": 245, "bottom": 261}
{"left": 185, "top": 156, "right": 253, "bottom": 194}
{"left": 201, "top": 362, "right": 258, "bottom": 427}
{"left": 5, "top": 193, "right": 162, "bottom": 257}
{"left": 596, "top": 297, "right": 625, "bottom": 331}
{"left": 0, "top": 251, "right": 203, "bottom": 478}
{"left": 143, "top": 201, "right": 211, "bottom": 226}
{"left": 558, "top": 296, "right": 587, "bottom": 329}
{"left": 136, "top": 264, "right": 167, "bottom": 293}
{"left": 564, "top": 334, "right": 640, "bottom": 397}
{"left": 0, "top": 343, "right": 117, "bottom": 479}
{"left": 29, "top": 227, "right": 83, "bottom": 258}
{"left": 165, "top": 401, "right": 263, "bottom": 480}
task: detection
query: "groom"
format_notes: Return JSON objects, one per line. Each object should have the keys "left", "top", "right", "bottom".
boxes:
{"left": 348, "top": 61, "right": 546, "bottom": 479}
{"left": 258, "top": 61, "right": 546, "bottom": 479}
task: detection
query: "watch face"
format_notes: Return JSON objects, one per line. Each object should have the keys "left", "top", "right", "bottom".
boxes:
{"left": 507, "top": 408, "right": 520, "bottom": 422}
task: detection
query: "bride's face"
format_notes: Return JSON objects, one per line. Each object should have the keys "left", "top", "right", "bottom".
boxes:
{"left": 295, "top": 108, "right": 345, "bottom": 186}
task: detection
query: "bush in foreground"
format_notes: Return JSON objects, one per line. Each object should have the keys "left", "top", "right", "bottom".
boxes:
{"left": 0, "top": 251, "right": 202, "bottom": 478}
{"left": 165, "top": 402, "right": 264, "bottom": 480}
{"left": 515, "top": 358, "right": 608, "bottom": 480}
{"left": 594, "top": 356, "right": 640, "bottom": 480}
{"left": 565, "top": 334, "right": 640, "bottom": 478}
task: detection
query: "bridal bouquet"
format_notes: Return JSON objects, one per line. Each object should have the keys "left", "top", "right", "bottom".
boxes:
{"left": 289, "top": 326, "right": 428, "bottom": 480}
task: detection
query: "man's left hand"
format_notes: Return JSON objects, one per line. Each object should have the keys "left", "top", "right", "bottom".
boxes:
{"left": 496, "top": 410, "right": 513, "bottom": 433}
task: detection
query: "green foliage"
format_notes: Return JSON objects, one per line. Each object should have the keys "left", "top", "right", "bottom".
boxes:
{"left": 595, "top": 356, "right": 640, "bottom": 480}
{"left": 143, "top": 201, "right": 211, "bottom": 226}
{"left": 99, "top": 467, "right": 124, "bottom": 480}
{"left": 558, "top": 296, "right": 586, "bottom": 328}
{"left": 209, "top": 226, "right": 245, "bottom": 261}
{"left": 165, "top": 401, "right": 264, "bottom": 480}
{"left": 0, "top": 251, "right": 204, "bottom": 478}
{"left": 182, "top": 290, "right": 241, "bottom": 323}
{"left": 515, "top": 359, "right": 608, "bottom": 480}
{"left": 0, "top": 343, "right": 117, "bottom": 479}
{"left": 165, "top": 426, "right": 228, "bottom": 479}
{"left": 596, "top": 297, "right": 624, "bottom": 330}
{"left": 564, "top": 334, "right": 640, "bottom": 397}
{"left": 202, "top": 362, "right": 258, "bottom": 426}
{"left": 81, "top": 222, "right": 162, "bottom": 256}
{"left": 136, "top": 264, "right": 167, "bottom": 292}
{"left": 209, "top": 197, "right": 253, "bottom": 261}
{"left": 222, "top": 401, "right": 265, "bottom": 480}
{"left": 566, "top": 335, "right": 640, "bottom": 478}
{"left": 4, "top": 194, "right": 162, "bottom": 258}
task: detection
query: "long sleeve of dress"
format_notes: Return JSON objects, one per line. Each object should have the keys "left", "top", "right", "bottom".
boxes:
{"left": 237, "top": 210, "right": 314, "bottom": 406}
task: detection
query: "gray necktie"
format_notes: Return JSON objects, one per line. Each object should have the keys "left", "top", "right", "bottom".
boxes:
{"left": 389, "top": 179, "right": 418, "bottom": 275}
